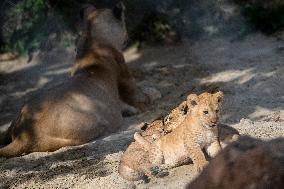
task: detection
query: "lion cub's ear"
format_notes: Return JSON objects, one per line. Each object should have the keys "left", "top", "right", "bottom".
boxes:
{"left": 186, "top": 94, "right": 199, "bottom": 108}
{"left": 178, "top": 101, "right": 188, "bottom": 115}
{"left": 214, "top": 91, "right": 224, "bottom": 103}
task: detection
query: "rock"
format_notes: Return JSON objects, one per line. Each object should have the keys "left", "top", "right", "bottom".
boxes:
{"left": 186, "top": 136, "right": 284, "bottom": 189}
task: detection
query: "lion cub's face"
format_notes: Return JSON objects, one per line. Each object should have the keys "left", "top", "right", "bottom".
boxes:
{"left": 187, "top": 92, "right": 224, "bottom": 129}
{"left": 82, "top": 2, "right": 128, "bottom": 50}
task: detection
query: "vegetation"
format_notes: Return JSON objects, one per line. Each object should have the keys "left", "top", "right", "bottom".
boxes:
{"left": 5, "top": 0, "right": 48, "bottom": 54}
{"left": 129, "top": 12, "right": 179, "bottom": 45}
{"left": 125, "top": 0, "right": 181, "bottom": 44}
{"left": 0, "top": 0, "right": 82, "bottom": 54}
{"left": 1, "top": 0, "right": 283, "bottom": 54}
{"left": 235, "top": 0, "right": 284, "bottom": 34}
{"left": 0, "top": 0, "right": 178, "bottom": 54}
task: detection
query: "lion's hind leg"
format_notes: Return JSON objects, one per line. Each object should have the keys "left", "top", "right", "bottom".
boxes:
{"left": 0, "top": 137, "right": 29, "bottom": 158}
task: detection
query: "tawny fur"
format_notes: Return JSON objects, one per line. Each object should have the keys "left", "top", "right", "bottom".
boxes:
{"left": 139, "top": 100, "right": 189, "bottom": 139}
{"left": 119, "top": 92, "right": 238, "bottom": 181}
{"left": 0, "top": 3, "right": 149, "bottom": 158}
{"left": 138, "top": 100, "right": 239, "bottom": 148}
{"left": 118, "top": 100, "right": 189, "bottom": 181}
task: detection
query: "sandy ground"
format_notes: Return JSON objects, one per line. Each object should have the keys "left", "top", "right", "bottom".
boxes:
{"left": 0, "top": 32, "right": 284, "bottom": 188}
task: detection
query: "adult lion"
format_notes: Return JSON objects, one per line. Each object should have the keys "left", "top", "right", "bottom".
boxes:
{"left": 0, "top": 2, "right": 148, "bottom": 157}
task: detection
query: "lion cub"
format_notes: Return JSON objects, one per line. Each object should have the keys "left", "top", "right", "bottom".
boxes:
{"left": 138, "top": 100, "right": 189, "bottom": 140}
{"left": 119, "top": 91, "right": 224, "bottom": 180}
{"left": 118, "top": 100, "right": 188, "bottom": 181}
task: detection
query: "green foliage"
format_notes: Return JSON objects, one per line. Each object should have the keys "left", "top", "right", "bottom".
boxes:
{"left": 1, "top": 0, "right": 180, "bottom": 54}
{"left": 2, "top": 0, "right": 79, "bottom": 55}
{"left": 3, "top": 0, "right": 47, "bottom": 54}
{"left": 52, "top": 0, "right": 81, "bottom": 31}
{"left": 235, "top": 0, "right": 284, "bottom": 33}
{"left": 129, "top": 12, "right": 179, "bottom": 44}
{"left": 125, "top": 0, "right": 180, "bottom": 44}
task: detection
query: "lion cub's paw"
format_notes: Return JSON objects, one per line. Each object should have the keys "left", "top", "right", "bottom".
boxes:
{"left": 150, "top": 166, "right": 169, "bottom": 178}
{"left": 195, "top": 161, "right": 209, "bottom": 173}
{"left": 150, "top": 166, "right": 161, "bottom": 176}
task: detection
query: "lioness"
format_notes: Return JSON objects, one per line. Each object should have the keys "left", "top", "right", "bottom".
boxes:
{"left": 119, "top": 92, "right": 226, "bottom": 181}
{"left": 0, "top": 2, "right": 148, "bottom": 157}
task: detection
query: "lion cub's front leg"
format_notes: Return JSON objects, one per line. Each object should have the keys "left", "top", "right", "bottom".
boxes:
{"left": 185, "top": 138, "right": 208, "bottom": 172}
{"left": 206, "top": 139, "right": 222, "bottom": 158}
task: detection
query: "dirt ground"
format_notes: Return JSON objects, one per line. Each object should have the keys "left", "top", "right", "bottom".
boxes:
{"left": 0, "top": 32, "right": 284, "bottom": 188}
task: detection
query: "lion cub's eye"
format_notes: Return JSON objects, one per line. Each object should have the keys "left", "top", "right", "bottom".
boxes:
{"left": 216, "top": 109, "right": 219, "bottom": 113}
{"left": 203, "top": 110, "right": 208, "bottom": 115}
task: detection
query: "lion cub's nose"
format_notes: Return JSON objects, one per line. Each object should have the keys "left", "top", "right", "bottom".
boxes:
{"left": 210, "top": 119, "right": 218, "bottom": 127}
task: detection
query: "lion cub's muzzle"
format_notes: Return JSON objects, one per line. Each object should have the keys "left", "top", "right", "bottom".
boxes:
{"left": 209, "top": 123, "right": 218, "bottom": 128}
{"left": 209, "top": 120, "right": 218, "bottom": 128}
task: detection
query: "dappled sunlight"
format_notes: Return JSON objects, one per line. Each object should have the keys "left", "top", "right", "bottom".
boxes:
{"left": 44, "top": 67, "right": 71, "bottom": 76}
{"left": 199, "top": 68, "right": 255, "bottom": 84}
{"left": 122, "top": 33, "right": 284, "bottom": 126}
{"left": 248, "top": 106, "right": 280, "bottom": 120}
{"left": 0, "top": 56, "right": 33, "bottom": 73}
{"left": 143, "top": 61, "right": 160, "bottom": 70}
{"left": 0, "top": 0, "right": 283, "bottom": 188}
{"left": 123, "top": 45, "right": 142, "bottom": 63}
